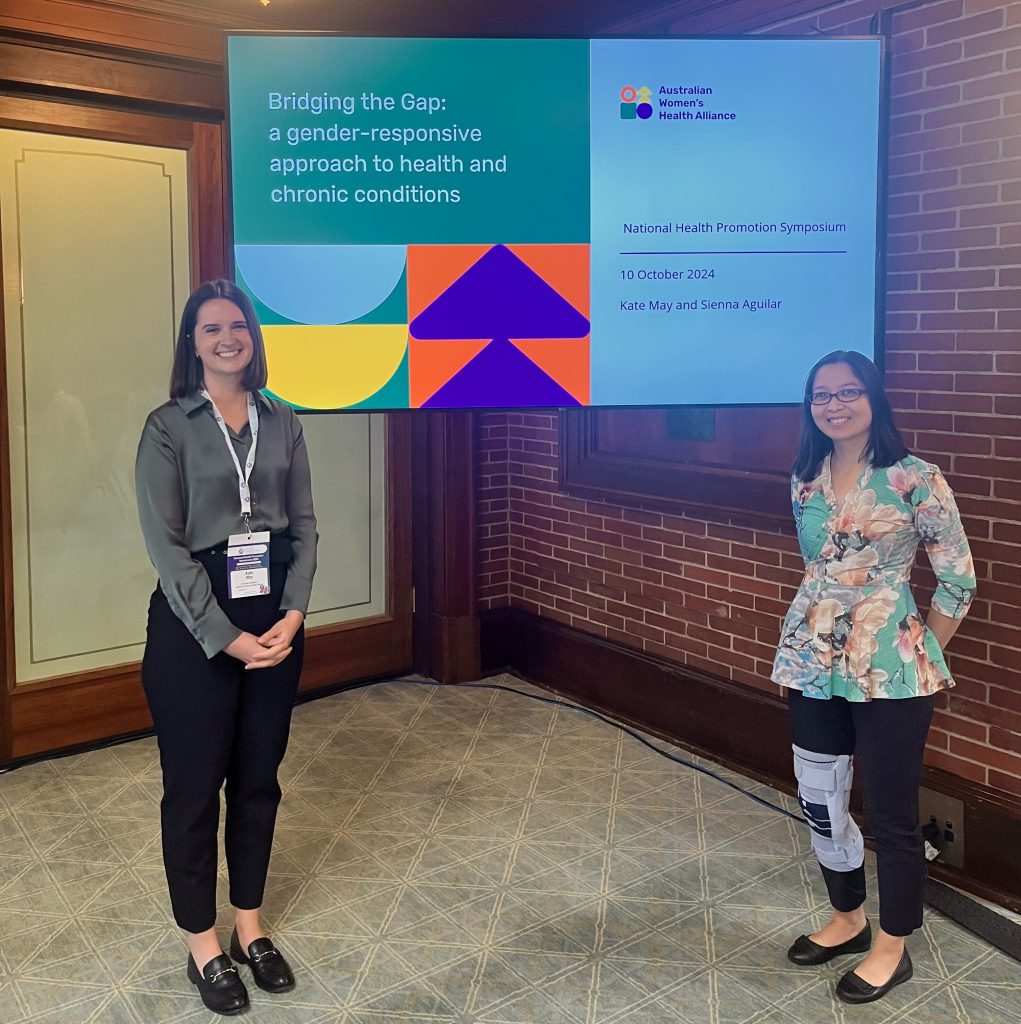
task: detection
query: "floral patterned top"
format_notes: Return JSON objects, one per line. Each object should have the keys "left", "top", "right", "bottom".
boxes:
{"left": 771, "top": 454, "right": 976, "bottom": 701}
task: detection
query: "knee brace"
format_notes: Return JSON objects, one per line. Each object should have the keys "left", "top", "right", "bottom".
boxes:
{"left": 793, "top": 744, "right": 865, "bottom": 873}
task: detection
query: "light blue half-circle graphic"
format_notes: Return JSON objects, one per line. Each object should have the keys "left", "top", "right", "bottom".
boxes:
{"left": 235, "top": 244, "right": 407, "bottom": 325}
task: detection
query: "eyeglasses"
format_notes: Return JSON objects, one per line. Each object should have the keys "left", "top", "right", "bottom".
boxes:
{"left": 809, "top": 387, "right": 867, "bottom": 406}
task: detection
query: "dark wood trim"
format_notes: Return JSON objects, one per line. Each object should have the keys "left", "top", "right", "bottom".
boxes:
{"left": 0, "top": 169, "right": 13, "bottom": 765}
{"left": 0, "top": 35, "right": 224, "bottom": 117}
{"left": 189, "top": 120, "right": 227, "bottom": 283}
{"left": 0, "top": 93, "right": 197, "bottom": 146}
{"left": 0, "top": 1, "right": 242, "bottom": 64}
{"left": 412, "top": 411, "right": 481, "bottom": 683}
{"left": 560, "top": 408, "right": 793, "bottom": 522}
{"left": 9, "top": 668, "right": 150, "bottom": 760}
{"left": 482, "top": 607, "right": 1021, "bottom": 912}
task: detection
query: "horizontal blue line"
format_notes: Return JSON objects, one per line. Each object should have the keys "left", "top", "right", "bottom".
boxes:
{"left": 619, "top": 250, "right": 849, "bottom": 255}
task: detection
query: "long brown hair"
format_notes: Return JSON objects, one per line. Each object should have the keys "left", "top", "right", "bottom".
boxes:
{"left": 169, "top": 279, "right": 268, "bottom": 398}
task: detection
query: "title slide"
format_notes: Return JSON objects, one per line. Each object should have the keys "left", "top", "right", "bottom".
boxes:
{"left": 226, "top": 35, "right": 882, "bottom": 410}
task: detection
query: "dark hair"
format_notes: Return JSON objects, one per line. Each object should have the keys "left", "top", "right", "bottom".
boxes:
{"left": 169, "top": 279, "right": 268, "bottom": 398}
{"left": 792, "top": 349, "right": 909, "bottom": 481}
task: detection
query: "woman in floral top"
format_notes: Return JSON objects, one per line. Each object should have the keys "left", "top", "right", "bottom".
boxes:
{"left": 773, "top": 351, "right": 975, "bottom": 1005}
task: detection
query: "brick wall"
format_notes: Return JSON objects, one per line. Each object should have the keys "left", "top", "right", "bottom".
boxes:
{"left": 476, "top": 0, "right": 1021, "bottom": 798}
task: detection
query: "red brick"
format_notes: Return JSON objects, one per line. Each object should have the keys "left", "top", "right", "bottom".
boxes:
{"left": 891, "top": 83, "right": 963, "bottom": 117}
{"left": 963, "top": 67, "right": 1021, "bottom": 100}
{"left": 996, "top": 437, "right": 1021, "bottom": 458}
{"left": 996, "top": 395, "right": 1021, "bottom": 416}
{"left": 896, "top": 38, "right": 964, "bottom": 75}
{"left": 887, "top": 252, "right": 956, "bottom": 275}
{"left": 962, "top": 159, "right": 1021, "bottom": 186}
{"left": 933, "top": 711, "right": 989, "bottom": 743}
{"left": 920, "top": 226, "right": 997, "bottom": 250}
{"left": 966, "top": 113, "right": 1021, "bottom": 144}
{"left": 996, "top": 353, "right": 1021, "bottom": 373}
{"left": 988, "top": 771, "right": 1021, "bottom": 798}
{"left": 897, "top": 0, "right": 965, "bottom": 32}
{"left": 961, "top": 202, "right": 1021, "bottom": 227}
{"left": 927, "top": 52, "right": 1005, "bottom": 87}
{"left": 891, "top": 125, "right": 963, "bottom": 158}
{"left": 951, "top": 737, "right": 1021, "bottom": 775}
{"left": 927, "top": 7, "right": 1004, "bottom": 44}
{"left": 920, "top": 269, "right": 998, "bottom": 290}
{"left": 916, "top": 430, "right": 993, "bottom": 455}
{"left": 954, "top": 329, "right": 1017, "bottom": 350}
{"left": 887, "top": 292, "right": 957, "bottom": 312}
{"left": 923, "top": 748, "right": 987, "bottom": 783}
{"left": 961, "top": 288, "right": 1021, "bottom": 309}
{"left": 921, "top": 183, "right": 999, "bottom": 211}
{"left": 959, "top": 245, "right": 1021, "bottom": 266}
{"left": 964, "top": 23, "right": 1021, "bottom": 57}
{"left": 919, "top": 392, "right": 993, "bottom": 413}
{"left": 889, "top": 152, "right": 923, "bottom": 178}
{"left": 998, "top": 309, "right": 1021, "bottom": 329}
{"left": 921, "top": 96, "right": 999, "bottom": 131}
{"left": 923, "top": 139, "right": 1000, "bottom": 168}
{"left": 888, "top": 210, "right": 958, "bottom": 235}
{"left": 920, "top": 351, "right": 996, "bottom": 371}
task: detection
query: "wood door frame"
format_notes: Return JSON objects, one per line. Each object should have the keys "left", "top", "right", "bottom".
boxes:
{"left": 0, "top": 98, "right": 415, "bottom": 762}
{"left": 0, "top": 99, "right": 225, "bottom": 758}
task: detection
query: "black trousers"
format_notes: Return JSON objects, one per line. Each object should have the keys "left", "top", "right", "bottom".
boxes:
{"left": 142, "top": 554, "right": 303, "bottom": 933}
{"left": 788, "top": 689, "right": 935, "bottom": 938}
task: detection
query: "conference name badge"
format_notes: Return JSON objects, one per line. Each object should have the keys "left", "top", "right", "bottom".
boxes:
{"left": 227, "top": 531, "right": 271, "bottom": 599}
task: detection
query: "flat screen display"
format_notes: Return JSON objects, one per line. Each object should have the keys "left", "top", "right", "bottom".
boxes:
{"left": 226, "top": 35, "right": 884, "bottom": 410}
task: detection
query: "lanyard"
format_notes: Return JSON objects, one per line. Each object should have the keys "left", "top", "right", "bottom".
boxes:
{"left": 201, "top": 389, "right": 260, "bottom": 535}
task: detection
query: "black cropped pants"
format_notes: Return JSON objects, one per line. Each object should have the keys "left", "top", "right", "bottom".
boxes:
{"left": 788, "top": 688, "right": 935, "bottom": 938}
{"left": 142, "top": 552, "right": 303, "bottom": 933}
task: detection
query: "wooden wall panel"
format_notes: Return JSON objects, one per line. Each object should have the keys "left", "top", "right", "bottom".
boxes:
{"left": 0, "top": 0, "right": 260, "bottom": 63}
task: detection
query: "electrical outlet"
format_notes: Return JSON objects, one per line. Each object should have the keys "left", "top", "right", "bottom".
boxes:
{"left": 918, "top": 788, "right": 964, "bottom": 868}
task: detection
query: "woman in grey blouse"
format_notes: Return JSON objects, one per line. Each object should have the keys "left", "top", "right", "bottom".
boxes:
{"left": 136, "top": 279, "right": 317, "bottom": 1015}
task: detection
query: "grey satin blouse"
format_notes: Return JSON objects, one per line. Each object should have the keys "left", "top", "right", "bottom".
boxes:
{"left": 135, "top": 390, "right": 318, "bottom": 658}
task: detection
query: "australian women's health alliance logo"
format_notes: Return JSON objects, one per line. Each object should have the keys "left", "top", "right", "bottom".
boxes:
{"left": 619, "top": 85, "right": 653, "bottom": 120}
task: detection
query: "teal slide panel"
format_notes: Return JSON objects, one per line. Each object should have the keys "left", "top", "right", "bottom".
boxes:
{"left": 228, "top": 36, "right": 590, "bottom": 245}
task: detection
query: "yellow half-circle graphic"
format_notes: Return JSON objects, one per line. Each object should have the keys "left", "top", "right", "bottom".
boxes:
{"left": 264, "top": 324, "right": 408, "bottom": 409}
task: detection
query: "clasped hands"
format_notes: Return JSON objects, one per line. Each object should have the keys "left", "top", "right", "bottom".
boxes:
{"left": 224, "top": 609, "right": 304, "bottom": 669}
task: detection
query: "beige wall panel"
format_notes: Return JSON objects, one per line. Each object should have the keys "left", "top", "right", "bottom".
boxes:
{"left": 1, "top": 129, "right": 189, "bottom": 683}
{"left": 302, "top": 412, "right": 388, "bottom": 631}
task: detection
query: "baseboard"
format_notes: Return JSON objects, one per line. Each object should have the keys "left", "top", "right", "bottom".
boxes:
{"left": 481, "top": 606, "right": 1021, "bottom": 916}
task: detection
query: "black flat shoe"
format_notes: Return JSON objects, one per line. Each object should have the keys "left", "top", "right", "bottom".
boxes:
{"left": 836, "top": 949, "right": 913, "bottom": 1004}
{"left": 787, "top": 920, "right": 872, "bottom": 965}
{"left": 186, "top": 953, "right": 249, "bottom": 1016}
{"left": 230, "top": 928, "right": 296, "bottom": 993}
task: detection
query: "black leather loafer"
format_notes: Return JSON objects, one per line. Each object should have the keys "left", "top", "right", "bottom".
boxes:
{"left": 186, "top": 953, "right": 249, "bottom": 1015}
{"left": 787, "top": 920, "right": 872, "bottom": 965}
{"left": 230, "top": 928, "right": 296, "bottom": 993}
{"left": 836, "top": 949, "right": 913, "bottom": 1004}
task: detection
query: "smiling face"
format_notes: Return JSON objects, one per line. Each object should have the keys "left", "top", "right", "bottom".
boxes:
{"left": 193, "top": 297, "right": 253, "bottom": 385}
{"left": 809, "top": 361, "right": 873, "bottom": 453}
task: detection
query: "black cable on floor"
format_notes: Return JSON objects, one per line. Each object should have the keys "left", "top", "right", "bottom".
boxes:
{"left": 0, "top": 673, "right": 862, "bottom": 838}
{"left": 381, "top": 676, "right": 809, "bottom": 825}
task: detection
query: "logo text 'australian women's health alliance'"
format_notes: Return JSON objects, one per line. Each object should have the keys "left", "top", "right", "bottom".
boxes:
{"left": 619, "top": 83, "right": 736, "bottom": 122}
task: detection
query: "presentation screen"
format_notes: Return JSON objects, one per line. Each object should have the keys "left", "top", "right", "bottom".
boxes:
{"left": 226, "top": 35, "right": 884, "bottom": 411}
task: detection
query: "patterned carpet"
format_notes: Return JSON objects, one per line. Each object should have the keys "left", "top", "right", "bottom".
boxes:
{"left": 0, "top": 674, "right": 1018, "bottom": 1023}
